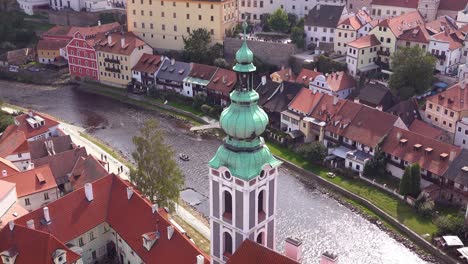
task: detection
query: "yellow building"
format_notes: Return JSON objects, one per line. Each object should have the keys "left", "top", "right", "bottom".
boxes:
{"left": 127, "top": 0, "right": 238, "bottom": 51}
{"left": 37, "top": 39, "right": 68, "bottom": 64}
{"left": 346, "top": 35, "right": 380, "bottom": 77}
{"left": 96, "top": 32, "right": 152, "bottom": 88}
{"left": 369, "top": 11, "right": 424, "bottom": 68}
{"left": 334, "top": 9, "right": 372, "bottom": 55}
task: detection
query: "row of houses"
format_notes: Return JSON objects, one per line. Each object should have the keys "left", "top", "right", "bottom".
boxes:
{"left": 304, "top": 5, "right": 468, "bottom": 76}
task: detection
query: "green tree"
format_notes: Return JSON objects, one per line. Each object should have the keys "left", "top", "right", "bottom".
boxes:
{"left": 363, "top": 149, "right": 387, "bottom": 178}
{"left": 213, "top": 58, "right": 230, "bottom": 69}
{"left": 261, "top": 13, "right": 271, "bottom": 32}
{"left": 130, "top": 120, "right": 184, "bottom": 212}
{"left": 435, "top": 214, "right": 465, "bottom": 236}
{"left": 267, "top": 9, "right": 290, "bottom": 33}
{"left": 303, "top": 55, "right": 347, "bottom": 74}
{"left": 183, "top": 28, "right": 212, "bottom": 63}
{"left": 389, "top": 46, "right": 436, "bottom": 99}
{"left": 290, "top": 26, "right": 305, "bottom": 49}
{"left": 410, "top": 163, "right": 421, "bottom": 197}
{"left": 0, "top": 100, "right": 13, "bottom": 132}
{"left": 399, "top": 166, "right": 412, "bottom": 196}
{"left": 297, "top": 142, "right": 327, "bottom": 164}
{"left": 287, "top": 13, "right": 298, "bottom": 28}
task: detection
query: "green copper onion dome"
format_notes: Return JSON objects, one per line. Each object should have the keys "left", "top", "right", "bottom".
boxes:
{"left": 233, "top": 22, "right": 256, "bottom": 73}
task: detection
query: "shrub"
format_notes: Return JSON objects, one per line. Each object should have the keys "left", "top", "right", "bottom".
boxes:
{"left": 435, "top": 214, "right": 465, "bottom": 236}
{"left": 201, "top": 104, "right": 213, "bottom": 115}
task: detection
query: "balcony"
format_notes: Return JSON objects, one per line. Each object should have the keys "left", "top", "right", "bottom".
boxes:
{"left": 432, "top": 53, "right": 446, "bottom": 61}
{"left": 377, "top": 50, "right": 390, "bottom": 56}
{"left": 104, "top": 58, "right": 120, "bottom": 64}
{"left": 105, "top": 67, "right": 121, "bottom": 73}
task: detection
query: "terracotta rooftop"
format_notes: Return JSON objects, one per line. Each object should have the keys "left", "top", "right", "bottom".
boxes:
{"left": 227, "top": 239, "right": 299, "bottom": 264}
{"left": 426, "top": 82, "right": 468, "bottom": 112}
{"left": 409, "top": 119, "right": 445, "bottom": 140}
{"left": 206, "top": 68, "right": 237, "bottom": 95}
{"left": 382, "top": 127, "right": 461, "bottom": 176}
{"left": 295, "top": 69, "right": 321, "bottom": 87}
{"left": 95, "top": 32, "right": 147, "bottom": 56}
{"left": 43, "top": 22, "right": 121, "bottom": 40}
{"left": 338, "top": 9, "right": 372, "bottom": 30}
{"left": 0, "top": 225, "right": 81, "bottom": 264}
{"left": 398, "top": 25, "right": 430, "bottom": 44}
{"left": 37, "top": 39, "right": 69, "bottom": 51}
{"left": 378, "top": 11, "right": 425, "bottom": 38}
{"left": 2, "top": 165, "right": 57, "bottom": 198}
{"left": 347, "top": 34, "right": 381, "bottom": 48}
{"left": 14, "top": 174, "right": 209, "bottom": 263}
{"left": 0, "top": 157, "right": 20, "bottom": 177}
{"left": 288, "top": 88, "right": 323, "bottom": 115}
{"left": 188, "top": 63, "right": 218, "bottom": 81}
{"left": 326, "top": 71, "right": 356, "bottom": 92}
{"left": 309, "top": 93, "right": 345, "bottom": 122}
{"left": 439, "top": 0, "right": 468, "bottom": 11}
{"left": 0, "top": 202, "right": 28, "bottom": 228}
{"left": 271, "top": 68, "right": 296, "bottom": 83}
{"left": 28, "top": 135, "right": 75, "bottom": 160}
{"left": 132, "top": 53, "right": 163, "bottom": 74}
{"left": 431, "top": 30, "right": 463, "bottom": 50}
{"left": 372, "top": 0, "right": 418, "bottom": 8}
{"left": 0, "top": 127, "right": 28, "bottom": 158}
{"left": 12, "top": 111, "right": 60, "bottom": 140}
{"left": 425, "top": 16, "right": 458, "bottom": 35}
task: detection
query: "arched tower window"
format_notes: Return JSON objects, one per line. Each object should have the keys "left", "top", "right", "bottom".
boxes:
{"left": 256, "top": 232, "right": 264, "bottom": 245}
{"left": 223, "top": 191, "right": 232, "bottom": 220}
{"left": 258, "top": 190, "right": 266, "bottom": 222}
{"left": 223, "top": 232, "right": 233, "bottom": 255}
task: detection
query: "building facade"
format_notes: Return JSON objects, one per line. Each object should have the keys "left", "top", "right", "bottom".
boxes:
{"left": 66, "top": 31, "right": 99, "bottom": 81}
{"left": 209, "top": 23, "right": 282, "bottom": 264}
{"left": 346, "top": 35, "right": 380, "bottom": 77}
{"left": 127, "top": 0, "right": 238, "bottom": 51}
{"left": 455, "top": 118, "right": 468, "bottom": 149}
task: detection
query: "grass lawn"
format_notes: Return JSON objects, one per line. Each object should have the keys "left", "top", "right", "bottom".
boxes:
{"left": 266, "top": 141, "right": 439, "bottom": 237}
{"left": 172, "top": 215, "right": 210, "bottom": 254}
{"left": 79, "top": 131, "right": 132, "bottom": 168}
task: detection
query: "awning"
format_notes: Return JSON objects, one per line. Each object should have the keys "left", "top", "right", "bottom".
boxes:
{"left": 358, "top": 64, "right": 380, "bottom": 72}
{"left": 443, "top": 236, "right": 464, "bottom": 247}
{"left": 287, "top": 130, "right": 304, "bottom": 139}
{"left": 457, "top": 247, "right": 468, "bottom": 259}
{"left": 330, "top": 146, "right": 353, "bottom": 159}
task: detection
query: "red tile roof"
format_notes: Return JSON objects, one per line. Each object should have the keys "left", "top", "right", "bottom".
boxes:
{"left": 0, "top": 127, "right": 28, "bottom": 158}
{"left": 36, "top": 39, "right": 69, "bottom": 51}
{"left": 132, "top": 53, "right": 163, "bottom": 74}
{"left": 409, "top": 119, "right": 445, "bottom": 140}
{"left": 378, "top": 11, "right": 425, "bottom": 38}
{"left": 382, "top": 127, "right": 461, "bottom": 176}
{"left": 0, "top": 225, "right": 81, "bottom": 264}
{"left": 431, "top": 30, "right": 463, "bottom": 50}
{"left": 189, "top": 63, "right": 218, "bottom": 81}
{"left": 338, "top": 9, "right": 372, "bottom": 30}
{"left": 42, "top": 23, "right": 121, "bottom": 41}
{"left": 426, "top": 82, "right": 468, "bottom": 112}
{"left": 0, "top": 158, "right": 20, "bottom": 177}
{"left": 2, "top": 165, "right": 57, "bottom": 198}
{"left": 397, "top": 25, "right": 430, "bottom": 44}
{"left": 295, "top": 69, "right": 321, "bottom": 87}
{"left": 95, "top": 32, "right": 148, "bottom": 56}
{"left": 288, "top": 88, "right": 323, "bottom": 115}
{"left": 309, "top": 93, "right": 345, "bottom": 122}
{"left": 15, "top": 174, "right": 209, "bottom": 263}
{"left": 206, "top": 68, "right": 237, "bottom": 95}
{"left": 425, "top": 16, "right": 458, "bottom": 35}
{"left": 69, "top": 155, "right": 108, "bottom": 190}
{"left": 326, "top": 71, "right": 356, "bottom": 92}
{"left": 227, "top": 239, "right": 299, "bottom": 264}
{"left": 0, "top": 202, "right": 29, "bottom": 228}
{"left": 28, "top": 135, "right": 74, "bottom": 160}
{"left": 13, "top": 112, "right": 60, "bottom": 140}
{"left": 439, "top": 0, "right": 468, "bottom": 11}
{"left": 372, "top": 0, "right": 418, "bottom": 8}
{"left": 271, "top": 68, "right": 296, "bottom": 83}
{"left": 347, "top": 34, "right": 381, "bottom": 48}
{"left": 326, "top": 100, "right": 362, "bottom": 136}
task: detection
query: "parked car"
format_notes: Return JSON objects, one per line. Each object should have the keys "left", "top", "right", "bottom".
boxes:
{"left": 28, "top": 67, "right": 40, "bottom": 72}
{"left": 8, "top": 65, "right": 19, "bottom": 72}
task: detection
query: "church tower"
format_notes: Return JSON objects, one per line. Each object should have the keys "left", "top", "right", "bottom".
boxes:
{"left": 208, "top": 22, "right": 282, "bottom": 264}
{"left": 417, "top": 0, "right": 440, "bottom": 22}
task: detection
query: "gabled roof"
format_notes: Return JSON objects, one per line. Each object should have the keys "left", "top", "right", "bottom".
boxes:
{"left": 443, "top": 149, "right": 468, "bottom": 187}
{"left": 263, "top": 82, "right": 302, "bottom": 114}
{"left": 305, "top": 5, "right": 345, "bottom": 28}
{"left": 43, "top": 22, "right": 121, "bottom": 40}
{"left": 95, "top": 32, "right": 147, "bottom": 56}
{"left": 338, "top": 9, "right": 372, "bottom": 30}
{"left": 33, "top": 147, "right": 88, "bottom": 185}
{"left": 2, "top": 165, "right": 57, "bottom": 197}
{"left": 431, "top": 30, "right": 463, "bottom": 50}
{"left": 156, "top": 59, "right": 191, "bottom": 82}
{"left": 382, "top": 127, "right": 461, "bottom": 176}
{"left": 69, "top": 155, "right": 108, "bottom": 190}
{"left": 295, "top": 69, "right": 321, "bottom": 87}
{"left": 398, "top": 25, "right": 430, "bottom": 44}
{"left": 347, "top": 34, "right": 381, "bottom": 48}
{"left": 326, "top": 71, "right": 356, "bottom": 92}
{"left": 0, "top": 225, "right": 81, "bottom": 264}
{"left": 409, "top": 119, "right": 445, "bottom": 140}
{"left": 227, "top": 239, "right": 299, "bottom": 264}
{"left": 426, "top": 82, "right": 468, "bottom": 112}
{"left": 28, "top": 135, "right": 74, "bottom": 160}
{"left": 326, "top": 100, "right": 362, "bottom": 136}
{"left": 12, "top": 112, "right": 60, "bottom": 140}
{"left": 187, "top": 63, "right": 218, "bottom": 81}
{"left": 439, "top": 0, "right": 468, "bottom": 11}
{"left": 36, "top": 39, "right": 69, "bottom": 51}
{"left": 372, "top": 0, "right": 418, "bottom": 8}
{"left": 15, "top": 174, "right": 209, "bottom": 263}
{"left": 132, "top": 54, "right": 163, "bottom": 74}
{"left": 206, "top": 68, "right": 237, "bottom": 95}
{"left": 256, "top": 79, "right": 281, "bottom": 107}
{"left": 288, "top": 88, "right": 323, "bottom": 115}
{"left": 0, "top": 127, "right": 28, "bottom": 158}
{"left": 378, "top": 11, "right": 425, "bottom": 38}
{"left": 309, "top": 93, "right": 345, "bottom": 122}
{"left": 0, "top": 157, "right": 20, "bottom": 177}
{"left": 425, "top": 16, "right": 458, "bottom": 35}
{"left": 387, "top": 98, "right": 421, "bottom": 127}
{"left": 271, "top": 68, "right": 296, "bottom": 83}
{"left": 356, "top": 82, "right": 394, "bottom": 110}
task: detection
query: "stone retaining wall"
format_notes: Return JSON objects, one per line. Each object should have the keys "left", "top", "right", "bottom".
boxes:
{"left": 277, "top": 156, "right": 459, "bottom": 264}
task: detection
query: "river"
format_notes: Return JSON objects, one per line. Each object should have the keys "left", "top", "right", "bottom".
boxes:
{"left": 0, "top": 81, "right": 431, "bottom": 264}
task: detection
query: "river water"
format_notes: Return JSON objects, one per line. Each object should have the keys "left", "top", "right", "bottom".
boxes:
{"left": 0, "top": 82, "right": 430, "bottom": 264}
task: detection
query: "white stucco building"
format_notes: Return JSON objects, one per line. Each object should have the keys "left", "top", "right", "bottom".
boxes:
{"left": 455, "top": 118, "right": 468, "bottom": 149}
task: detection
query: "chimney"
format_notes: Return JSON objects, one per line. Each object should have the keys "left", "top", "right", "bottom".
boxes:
{"left": 152, "top": 203, "right": 158, "bottom": 213}
{"left": 121, "top": 36, "right": 126, "bottom": 48}
{"left": 28, "top": 110, "right": 34, "bottom": 117}
{"left": 222, "top": 75, "right": 227, "bottom": 84}
{"left": 281, "top": 65, "right": 285, "bottom": 70}
{"left": 8, "top": 221, "right": 14, "bottom": 231}
{"left": 84, "top": 183, "right": 93, "bottom": 202}
{"left": 317, "top": 4, "right": 321, "bottom": 10}
{"left": 167, "top": 225, "right": 174, "bottom": 240}
{"left": 333, "top": 96, "right": 339, "bottom": 106}
{"left": 320, "top": 251, "right": 338, "bottom": 264}
{"left": 396, "top": 131, "right": 402, "bottom": 140}
{"left": 449, "top": 150, "right": 457, "bottom": 161}
{"left": 171, "top": 58, "right": 175, "bottom": 65}
{"left": 285, "top": 237, "right": 303, "bottom": 262}
{"left": 43, "top": 207, "right": 51, "bottom": 224}
{"left": 262, "top": 76, "right": 267, "bottom": 85}
{"left": 26, "top": 219, "right": 35, "bottom": 229}
{"left": 127, "top": 187, "right": 134, "bottom": 200}
{"left": 98, "top": 20, "right": 101, "bottom": 26}
{"left": 108, "top": 35, "right": 112, "bottom": 45}
{"left": 196, "top": 255, "right": 205, "bottom": 264}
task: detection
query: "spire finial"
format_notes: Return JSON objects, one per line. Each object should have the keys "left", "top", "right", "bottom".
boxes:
{"left": 242, "top": 21, "right": 248, "bottom": 39}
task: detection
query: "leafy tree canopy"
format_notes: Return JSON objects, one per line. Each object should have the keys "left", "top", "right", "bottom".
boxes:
{"left": 267, "top": 8, "right": 290, "bottom": 33}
